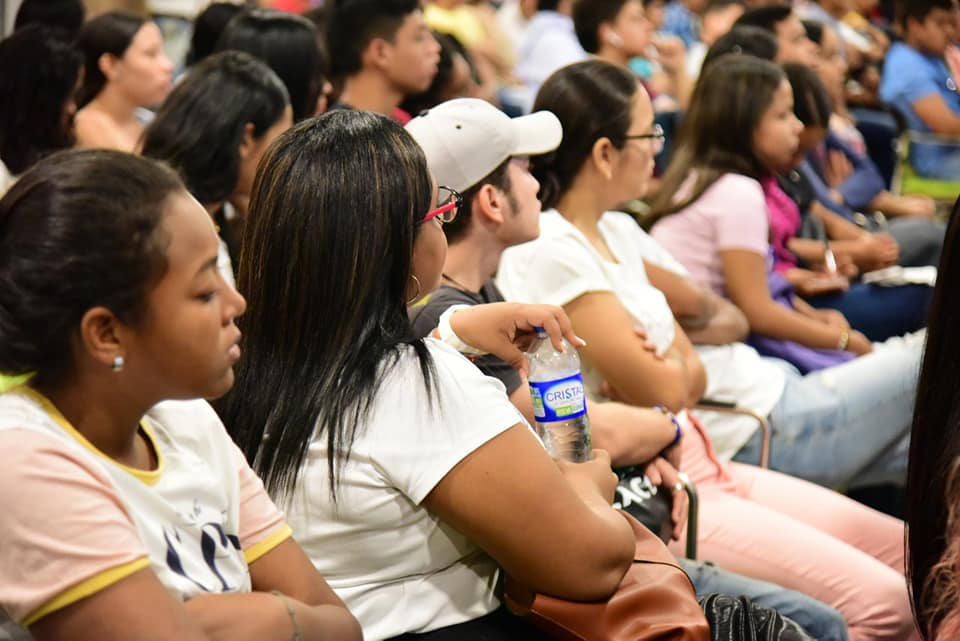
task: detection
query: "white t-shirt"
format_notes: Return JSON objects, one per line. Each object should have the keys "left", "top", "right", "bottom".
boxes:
{"left": 0, "top": 390, "right": 289, "bottom": 628}
{"left": 635, "top": 229, "right": 786, "bottom": 458}
{"left": 286, "top": 340, "right": 525, "bottom": 641}
{"left": 498, "top": 210, "right": 677, "bottom": 397}
{"left": 498, "top": 210, "right": 784, "bottom": 459}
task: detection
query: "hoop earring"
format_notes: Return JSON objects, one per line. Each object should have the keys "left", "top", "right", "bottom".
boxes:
{"left": 112, "top": 355, "right": 125, "bottom": 372}
{"left": 407, "top": 274, "right": 421, "bottom": 305}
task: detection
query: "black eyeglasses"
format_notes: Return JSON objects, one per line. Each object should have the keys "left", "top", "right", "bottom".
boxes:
{"left": 421, "top": 186, "right": 463, "bottom": 224}
{"left": 621, "top": 123, "right": 666, "bottom": 155}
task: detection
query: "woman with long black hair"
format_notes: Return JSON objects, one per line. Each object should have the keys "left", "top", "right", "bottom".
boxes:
{"left": 217, "top": 109, "right": 638, "bottom": 641}
{"left": 907, "top": 195, "right": 960, "bottom": 640}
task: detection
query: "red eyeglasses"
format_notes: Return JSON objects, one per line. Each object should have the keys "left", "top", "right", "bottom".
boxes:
{"left": 421, "top": 186, "right": 463, "bottom": 224}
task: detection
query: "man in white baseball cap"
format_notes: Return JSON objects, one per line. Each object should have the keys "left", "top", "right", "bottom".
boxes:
{"left": 406, "top": 99, "right": 853, "bottom": 641}
{"left": 405, "top": 96, "right": 563, "bottom": 194}
{"left": 406, "top": 97, "right": 562, "bottom": 413}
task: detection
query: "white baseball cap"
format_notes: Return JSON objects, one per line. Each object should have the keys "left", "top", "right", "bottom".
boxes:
{"left": 405, "top": 98, "right": 563, "bottom": 193}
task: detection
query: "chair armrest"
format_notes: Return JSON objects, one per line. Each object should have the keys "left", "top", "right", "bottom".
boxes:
{"left": 677, "top": 472, "right": 698, "bottom": 560}
{"left": 693, "top": 401, "right": 771, "bottom": 469}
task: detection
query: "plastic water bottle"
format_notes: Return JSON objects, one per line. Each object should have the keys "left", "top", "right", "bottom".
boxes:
{"left": 527, "top": 328, "right": 592, "bottom": 462}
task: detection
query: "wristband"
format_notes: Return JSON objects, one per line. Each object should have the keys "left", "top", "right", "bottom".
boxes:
{"left": 434, "top": 304, "right": 487, "bottom": 356}
{"left": 836, "top": 329, "right": 850, "bottom": 351}
{"left": 655, "top": 404, "right": 683, "bottom": 449}
{"left": 271, "top": 591, "right": 303, "bottom": 641}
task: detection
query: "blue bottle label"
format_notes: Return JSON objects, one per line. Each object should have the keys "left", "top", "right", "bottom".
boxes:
{"left": 529, "top": 373, "right": 588, "bottom": 422}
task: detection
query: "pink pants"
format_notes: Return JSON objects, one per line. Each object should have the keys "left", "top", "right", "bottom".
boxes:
{"left": 671, "top": 416, "right": 919, "bottom": 641}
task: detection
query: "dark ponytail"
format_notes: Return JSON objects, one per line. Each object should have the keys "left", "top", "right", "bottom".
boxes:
{"left": 531, "top": 59, "right": 638, "bottom": 211}
{"left": 0, "top": 149, "right": 182, "bottom": 383}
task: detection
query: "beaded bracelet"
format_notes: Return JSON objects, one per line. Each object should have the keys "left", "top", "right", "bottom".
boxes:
{"left": 654, "top": 404, "right": 683, "bottom": 450}
{"left": 271, "top": 591, "right": 303, "bottom": 641}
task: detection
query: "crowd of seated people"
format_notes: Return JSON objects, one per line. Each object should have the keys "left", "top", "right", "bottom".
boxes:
{"left": 2, "top": 0, "right": 960, "bottom": 640}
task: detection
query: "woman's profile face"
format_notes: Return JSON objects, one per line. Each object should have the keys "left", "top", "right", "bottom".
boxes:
{"left": 409, "top": 177, "right": 444, "bottom": 303}
{"left": 611, "top": 86, "right": 657, "bottom": 200}
{"left": 117, "top": 190, "right": 247, "bottom": 401}
{"left": 752, "top": 79, "right": 803, "bottom": 174}
{"left": 112, "top": 22, "right": 173, "bottom": 107}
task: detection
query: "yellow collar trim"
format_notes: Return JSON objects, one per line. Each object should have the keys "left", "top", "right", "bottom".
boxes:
{"left": 12, "top": 386, "right": 165, "bottom": 486}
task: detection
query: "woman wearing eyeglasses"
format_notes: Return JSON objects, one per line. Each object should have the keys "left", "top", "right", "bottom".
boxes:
{"left": 496, "top": 59, "right": 919, "bottom": 641}
{"left": 215, "top": 109, "right": 640, "bottom": 641}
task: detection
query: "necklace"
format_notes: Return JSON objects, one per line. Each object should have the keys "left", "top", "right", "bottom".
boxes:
{"left": 441, "top": 272, "right": 476, "bottom": 293}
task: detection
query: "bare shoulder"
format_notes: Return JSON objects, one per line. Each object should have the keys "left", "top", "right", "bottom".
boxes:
{"left": 74, "top": 108, "right": 138, "bottom": 152}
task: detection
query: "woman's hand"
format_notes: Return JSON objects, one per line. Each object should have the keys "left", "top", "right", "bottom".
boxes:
{"left": 791, "top": 273, "right": 850, "bottom": 298}
{"left": 846, "top": 329, "right": 873, "bottom": 356}
{"left": 810, "top": 308, "right": 850, "bottom": 330}
{"left": 851, "top": 233, "right": 899, "bottom": 272}
{"left": 447, "top": 303, "right": 585, "bottom": 379}
{"left": 643, "top": 458, "right": 688, "bottom": 541}
{"left": 824, "top": 149, "right": 854, "bottom": 187}
{"left": 556, "top": 449, "right": 619, "bottom": 506}
{"left": 651, "top": 35, "right": 686, "bottom": 75}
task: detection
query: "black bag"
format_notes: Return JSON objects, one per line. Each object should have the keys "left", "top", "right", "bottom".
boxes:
{"left": 612, "top": 466, "right": 674, "bottom": 543}
{"left": 698, "top": 594, "right": 814, "bottom": 641}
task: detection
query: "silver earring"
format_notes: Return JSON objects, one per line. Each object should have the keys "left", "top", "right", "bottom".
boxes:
{"left": 406, "top": 275, "right": 421, "bottom": 305}
{"left": 112, "top": 355, "right": 125, "bottom": 372}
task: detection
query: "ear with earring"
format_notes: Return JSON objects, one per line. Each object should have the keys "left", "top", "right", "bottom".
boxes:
{"left": 112, "top": 355, "right": 125, "bottom": 372}
{"left": 406, "top": 275, "right": 421, "bottom": 305}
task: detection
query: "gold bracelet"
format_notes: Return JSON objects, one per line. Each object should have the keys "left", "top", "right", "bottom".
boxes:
{"left": 271, "top": 591, "right": 303, "bottom": 641}
{"left": 836, "top": 329, "right": 850, "bottom": 351}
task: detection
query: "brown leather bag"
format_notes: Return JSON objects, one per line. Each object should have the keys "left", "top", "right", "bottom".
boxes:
{"left": 502, "top": 510, "right": 710, "bottom": 641}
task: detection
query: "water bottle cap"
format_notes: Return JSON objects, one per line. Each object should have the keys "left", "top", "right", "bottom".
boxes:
{"left": 534, "top": 326, "right": 548, "bottom": 337}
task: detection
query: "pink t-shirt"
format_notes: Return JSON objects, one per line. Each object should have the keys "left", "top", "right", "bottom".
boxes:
{"left": 0, "top": 391, "right": 289, "bottom": 627}
{"left": 651, "top": 173, "right": 769, "bottom": 296}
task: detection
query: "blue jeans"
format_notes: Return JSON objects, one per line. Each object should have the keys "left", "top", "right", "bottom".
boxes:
{"left": 808, "top": 282, "right": 931, "bottom": 342}
{"left": 733, "top": 332, "right": 922, "bottom": 489}
{"left": 681, "top": 560, "right": 849, "bottom": 641}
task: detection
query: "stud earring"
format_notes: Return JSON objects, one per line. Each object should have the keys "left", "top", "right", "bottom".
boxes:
{"left": 112, "top": 355, "right": 125, "bottom": 372}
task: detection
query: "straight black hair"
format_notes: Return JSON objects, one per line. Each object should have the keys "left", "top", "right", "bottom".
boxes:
{"left": 14, "top": 0, "right": 84, "bottom": 36}
{"left": 701, "top": 25, "right": 778, "bottom": 69}
{"left": 733, "top": 3, "right": 792, "bottom": 32}
{"left": 217, "top": 110, "right": 435, "bottom": 500}
{"left": 141, "top": 51, "right": 290, "bottom": 207}
{"left": 0, "top": 26, "right": 83, "bottom": 175}
{"left": 76, "top": 11, "right": 148, "bottom": 107}
{"left": 907, "top": 196, "right": 960, "bottom": 639}
{"left": 215, "top": 9, "right": 327, "bottom": 121}
{"left": 573, "top": 0, "right": 633, "bottom": 54}
{"left": 896, "top": 0, "right": 955, "bottom": 30}
{"left": 0, "top": 149, "right": 181, "bottom": 384}
{"left": 327, "top": 0, "right": 421, "bottom": 78}
{"left": 186, "top": 2, "right": 244, "bottom": 67}
{"left": 531, "top": 59, "right": 639, "bottom": 210}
